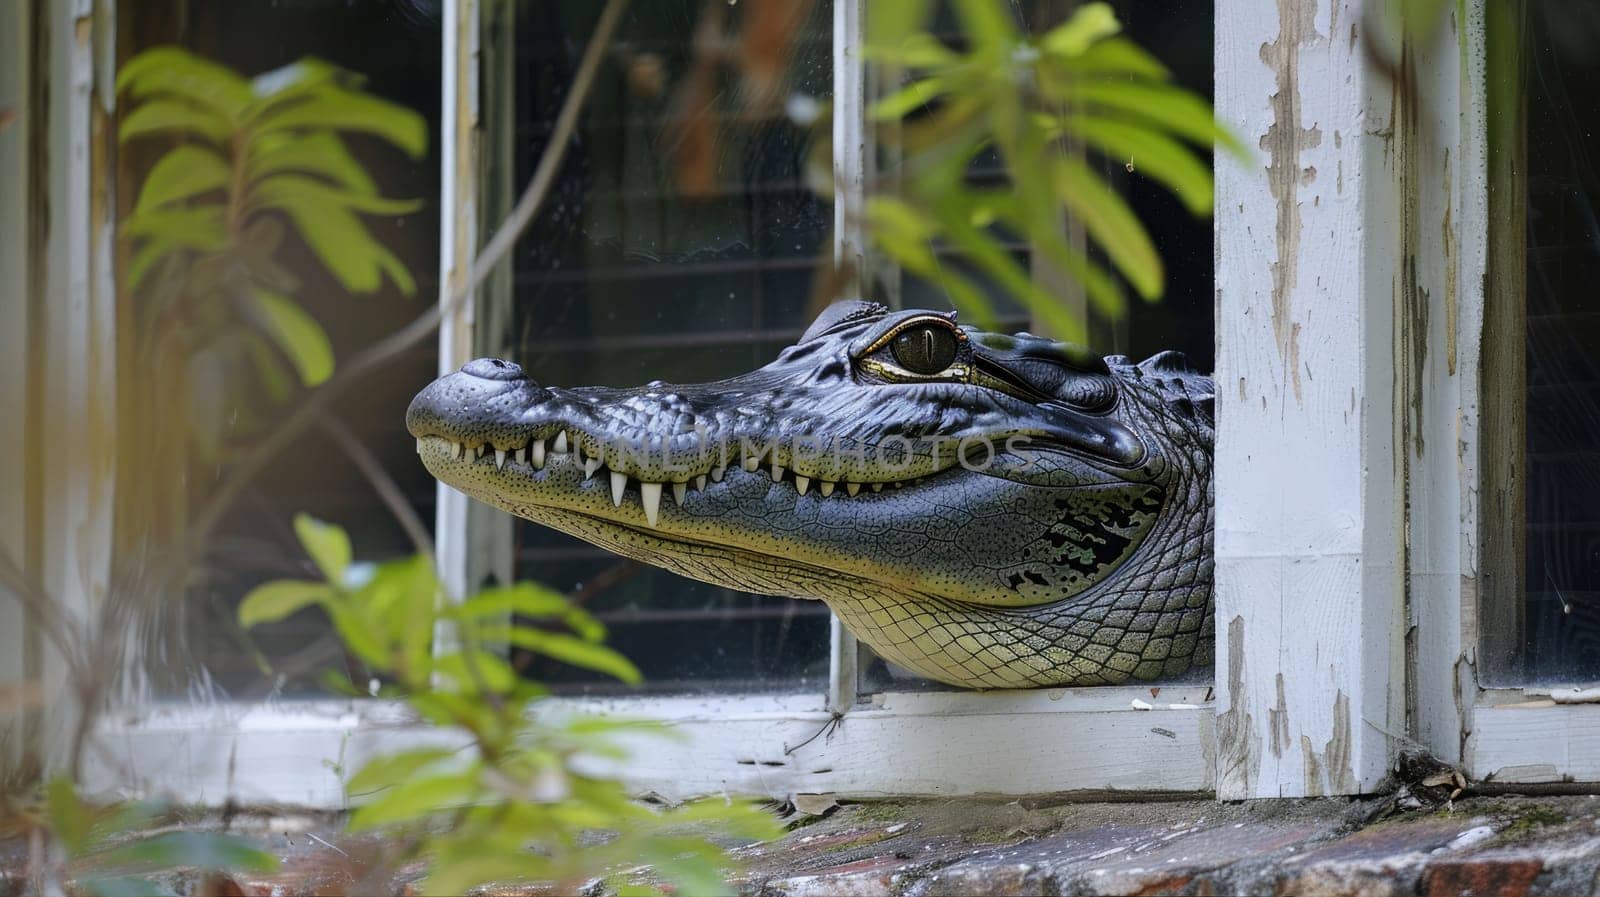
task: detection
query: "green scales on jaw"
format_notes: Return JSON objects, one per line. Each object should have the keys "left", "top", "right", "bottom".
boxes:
{"left": 407, "top": 300, "right": 1214, "bottom": 689}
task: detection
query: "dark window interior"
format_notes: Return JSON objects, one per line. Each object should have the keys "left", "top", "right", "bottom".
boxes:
{"left": 1523, "top": 0, "right": 1600, "bottom": 682}
{"left": 502, "top": 2, "right": 836, "bottom": 693}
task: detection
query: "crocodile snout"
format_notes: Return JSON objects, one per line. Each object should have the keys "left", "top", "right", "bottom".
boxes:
{"left": 405, "top": 357, "right": 549, "bottom": 445}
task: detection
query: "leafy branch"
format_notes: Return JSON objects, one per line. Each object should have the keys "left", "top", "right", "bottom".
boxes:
{"left": 863, "top": 1, "right": 1243, "bottom": 340}
{"left": 239, "top": 516, "right": 778, "bottom": 895}
{"left": 118, "top": 48, "right": 425, "bottom": 455}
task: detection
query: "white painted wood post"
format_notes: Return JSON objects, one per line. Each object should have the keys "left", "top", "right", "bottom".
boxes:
{"left": 34, "top": 0, "right": 120, "bottom": 770}
{"left": 0, "top": 0, "right": 35, "bottom": 776}
{"left": 828, "top": 0, "right": 866, "bottom": 712}
{"left": 435, "top": 0, "right": 492, "bottom": 645}
{"left": 1406, "top": 1, "right": 1489, "bottom": 766}
{"left": 1214, "top": 0, "right": 1406, "bottom": 798}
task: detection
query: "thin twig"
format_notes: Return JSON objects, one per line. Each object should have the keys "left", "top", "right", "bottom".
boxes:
{"left": 0, "top": 547, "right": 79, "bottom": 678}
{"left": 319, "top": 413, "right": 435, "bottom": 561}
{"left": 184, "top": 0, "right": 631, "bottom": 566}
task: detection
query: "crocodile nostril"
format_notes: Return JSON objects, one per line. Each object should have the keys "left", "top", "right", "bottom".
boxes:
{"left": 461, "top": 357, "right": 525, "bottom": 381}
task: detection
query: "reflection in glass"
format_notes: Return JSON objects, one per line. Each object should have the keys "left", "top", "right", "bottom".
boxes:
{"left": 501, "top": 2, "right": 834, "bottom": 692}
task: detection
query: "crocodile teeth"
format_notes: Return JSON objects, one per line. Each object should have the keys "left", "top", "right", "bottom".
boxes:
{"left": 416, "top": 439, "right": 424, "bottom": 454}
{"left": 531, "top": 439, "right": 546, "bottom": 468}
{"left": 639, "top": 482, "right": 662, "bottom": 527}
{"left": 695, "top": 474, "right": 708, "bottom": 491}
{"left": 711, "top": 465, "right": 726, "bottom": 482}
{"left": 610, "top": 470, "right": 627, "bottom": 506}
{"left": 451, "top": 442, "right": 464, "bottom": 460}
{"left": 672, "top": 482, "right": 687, "bottom": 506}
{"left": 770, "top": 462, "right": 785, "bottom": 482}
{"left": 495, "top": 448, "right": 507, "bottom": 469}
{"left": 871, "top": 483, "right": 884, "bottom": 492}
{"left": 585, "top": 456, "right": 603, "bottom": 479}
{"left": 475, "top": 444, "right": 485, "bottom": 458}
{"left": 795, "top": 475, "right": 810, "bottom": 495}
{"left": 846, "top": 482, "right": 861, "bottom": 496}
{"left": 819, "top": 481, "right": 834, "bottom": 496}
{"left": 553, "top": 431, "right": 570, "bottom": 453}
{"left": 515, "top": 446, "right": 527, "bottom": 465}
{"left": 742, "top": 455, "right": 760, "bottom": 473}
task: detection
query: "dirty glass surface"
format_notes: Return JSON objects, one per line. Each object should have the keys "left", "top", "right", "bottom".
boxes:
{"left": 497, "top": 2, "right": 835, "bottom": 693}
{"left": 119, "top": 1, "right": 443, "bottom": 699}
{"left": 1520, "top": 1, "right": 1600, "bottom": 683}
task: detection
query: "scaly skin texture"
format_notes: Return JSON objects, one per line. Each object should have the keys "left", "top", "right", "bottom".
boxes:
{"left": 407, "top": 301, "right": 1214, "bottom": 689}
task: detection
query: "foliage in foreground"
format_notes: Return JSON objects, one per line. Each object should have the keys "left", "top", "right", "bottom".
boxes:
{"left": 862, "top": 1, "right": 1243, "bottom": 341}
{"left": 238, "top": 515, "right": 779, "bottom": 895}
{"left": 35, "top": 779, "right": 278, "bottom": 897}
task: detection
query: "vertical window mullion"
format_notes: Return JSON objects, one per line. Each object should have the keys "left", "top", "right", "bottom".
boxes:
{"left": 828, "top": 0, "right": 866, "bottom": 712}
{"left": 435, "top": 0, "right": 481, "bottom": 654}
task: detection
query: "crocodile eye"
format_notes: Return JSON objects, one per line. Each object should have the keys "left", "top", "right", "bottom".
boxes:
{"left": 891, "top": 324, "right": 958, "bottom": 375}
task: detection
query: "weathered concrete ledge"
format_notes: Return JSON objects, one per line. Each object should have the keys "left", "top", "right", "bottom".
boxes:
{"left": 7, "top": 794, "right": 1600, "bottom": 896}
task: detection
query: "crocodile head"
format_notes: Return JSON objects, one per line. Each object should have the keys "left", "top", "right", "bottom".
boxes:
{"left": 407, "top": 300, "right": 1213, "bottom": 688}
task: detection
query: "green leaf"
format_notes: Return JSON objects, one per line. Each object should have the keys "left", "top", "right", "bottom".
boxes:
{"left": 1051, "top": 155, "right": 1163, "bottom": 299}
{"left": 245, "top": 132, "right": 377, "bottom": 195}
{"left": 350, "top": 555, "right": 438, "bottom": 679}
{"left": 292, "top": 514, "right": 351, "bottom": 583}
{"left": 121, "top": 206, "right": 228, "bottom": 252}
{"left": 864, "top": 32, "right": 959, "bottom": 68}
{"left": 870, "top": 77, "right": 949, "bottom": 121}
{"left": 1058, "top": 115, "right": 1214, "bottom": 215}
{"left": 346, "top": 748, "right": 459, "bottom": 796}
{"left": 488, "top": 626, "right": 642, "bottom": 684}
{"left": 424, "top": 850, "right": 549, "bottom": 897}
{"left": 431, "top": 649, "right": 520, "bottom": 695}
{"left": 238, "top": 579, "right": 333, "bottom": 628}
{"left": 119, "top": 100, "right": 231, "bottom": 144}
{"left": 866, "top": 0, "right": 936, "bottom": 55}
{"left": 1068, "top": 81, "right": 1249, "bottom": 159}
{"left": 46, "top": 777, "right": 90, "bottom": 856}
{"left": 938, "top": 203, "right": 1074, "bottom": 330}
{"left": 951, "top": 0, "right": 1021, "bottom": 51}
{"left": 247, "top": 58, "right": 350, "bottom": 111}
{"left": 1040, "top": 3, "right": 1121, "bottom": 57}
{"left": 254, "top": 85, "right": 427, "bottom": 158}
{"left": 252, "top": 184, "right": 416, "bottom": 295}
{"left": 325, "top": 600, "right": 391, "bottom": 670}
{"left": 1054, "top": 36, "right": 1169, "bottom": 79}
{"left": 348, "top": 769, "right": 482, "bottom": 831}
{"left": 96, "top": 832, "right": 279, "bottom": 874}
{"left": 252, "top": 174, "right": 423, "bottom": 216}
{"left": 455, "top": 583, "right": 604, "bottom": 641}
{"left": 117, "top": 47, "right": 251, "bottom": 123}
{"left": 243, "top": 289, "right": 334, "bottom": 386}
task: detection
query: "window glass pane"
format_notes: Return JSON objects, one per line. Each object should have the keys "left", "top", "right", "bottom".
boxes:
{"left": 118, "top": 2, "right": 442, "bottom": 698}
{"left": 1521, "top": 1, "right": 1600, "bottom": 682}
{"left": 858, "top": 0, "right": 1217, "bottom": 692}
{"left": 498, "top": 2, "right": 834, "bottom": 693}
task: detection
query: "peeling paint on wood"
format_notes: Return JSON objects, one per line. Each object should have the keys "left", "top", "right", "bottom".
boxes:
{"left": 1217, "top": 0, "right": 1406, "bottom": 798}
{"left": 1259, "top": 0, "right": 1324, "bottom": 404}
{"left": 1215, "top": 617, "right": 1260, "bottom": 797}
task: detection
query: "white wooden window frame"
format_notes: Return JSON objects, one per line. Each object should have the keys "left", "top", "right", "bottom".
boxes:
{"left": 69, "top": 0, "right": 1594, "bottom": 805}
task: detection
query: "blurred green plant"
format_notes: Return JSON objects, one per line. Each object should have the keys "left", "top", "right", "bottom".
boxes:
{"left": 237, "top": 515, "right": 779, "bottom": 895}
{"left": 860, "top": 1, "right": 1243, "bottom": 341}
{"left": 117, "top": 47, "right": 424, "bottom": 453}
{"left": 35, "top": 777, "right": 277, "bottom": 896}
